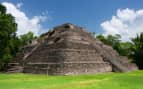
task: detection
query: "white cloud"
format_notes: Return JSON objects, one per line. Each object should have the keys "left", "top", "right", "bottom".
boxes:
{"left": 101, "top": 8, "right": 143, "bottom": 41}
{"left": 2, "top": 2, "right": 48, "bottom": 36}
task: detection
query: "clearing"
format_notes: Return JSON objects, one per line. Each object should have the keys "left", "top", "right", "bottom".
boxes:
{"left": 0, "top": 71, "right": 143, "bottom": 89}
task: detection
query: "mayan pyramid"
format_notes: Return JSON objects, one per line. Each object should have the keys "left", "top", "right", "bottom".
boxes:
{"left": 11, "top": 23, "right": 138, "bottom": 75}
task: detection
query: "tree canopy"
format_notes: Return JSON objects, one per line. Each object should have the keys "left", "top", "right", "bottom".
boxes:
{"left": 0, "top": 4, "right": 20, "bottom": 70}
{"left": 131, "top": 33, "right": 143, "bottom": 69}
{"left": 20, "top": 31, "right": 37, "bottom": 46}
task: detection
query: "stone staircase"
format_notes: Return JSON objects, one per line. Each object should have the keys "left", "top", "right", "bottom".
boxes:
{"left": 93, "top": 40, "right": 138, "bottom": 72}
{"left": 6, "top": 61, "right": 23, "bottom": 73}
{"left": 23, "top": 43, "right": 40, "bottom": 61}
{"left": 6, "top": 43, "right": 40, "bottom": 73}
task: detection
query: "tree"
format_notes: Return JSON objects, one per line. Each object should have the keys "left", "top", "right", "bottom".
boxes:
{"left": 116, "top": 42, "right": 134, "bottom": 58}
{"left": 106, "top": 34, "right": 121, "bottom": 48}
{"left": 0, "top": 4, "right": 6, "bottom": 14}
{"left": 96, "top": 34, "right": 121, "bottom": 49}
{"left": 20, "top": 31, "right": 37, "bottom": 46}
{"left": 96, "top": 34, "right": 133, "bottom": 57}
{"left": 96, "top": 34, "right": 107, "bottom": 43}
{"left": 0, "top": 4, "right": 20, "bottom": 70}
{"left": 131, "top": 33, "right": 143, "bottom": 69}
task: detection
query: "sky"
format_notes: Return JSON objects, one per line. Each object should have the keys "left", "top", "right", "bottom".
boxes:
{"left": 0, "top": 0, "right": 143, "bottom": 41}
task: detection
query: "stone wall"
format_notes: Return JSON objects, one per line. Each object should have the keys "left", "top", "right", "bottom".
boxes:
{"left": 23, "top": 62, "right": 112, "bottom": 75}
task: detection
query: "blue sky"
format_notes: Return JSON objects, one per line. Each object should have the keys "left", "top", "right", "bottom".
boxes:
{"left": 1, "top": 0, "right": 143, "bottom": 41}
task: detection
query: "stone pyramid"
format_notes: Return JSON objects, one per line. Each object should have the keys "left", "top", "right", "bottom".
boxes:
{"left": 21, "top": 23, "right": 138, "bottom": 75}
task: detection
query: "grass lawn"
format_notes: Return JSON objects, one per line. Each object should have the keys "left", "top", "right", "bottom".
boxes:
{"left": 0, "top": 71, "right": 143, "bottom": 89}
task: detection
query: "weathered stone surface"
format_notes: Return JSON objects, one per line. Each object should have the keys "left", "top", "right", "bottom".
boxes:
{"left": 11, "top": 23, "right": 138, "bottom": 75}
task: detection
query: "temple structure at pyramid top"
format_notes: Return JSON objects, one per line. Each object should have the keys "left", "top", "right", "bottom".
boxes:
{"left": 11, "top": 23, "right": 138, "bottom": 75}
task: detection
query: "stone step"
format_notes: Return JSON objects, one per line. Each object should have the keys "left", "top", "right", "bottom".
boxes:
{"left": 27, "top": 61, "right": 110, "bottom": 65}
{"left": 8, "top": 63, "right": 20, "bottom": 66}
{"left": 7, "top": 61, "right": 23, "bottom": 73}
{"left": 6, "top": 70, "right": 23, "bottom": 73}
{"left": 28, "top": 55, "right": 104, "bottom": 63}
{"left": 6, "top": 66, "right": 23, "bottom": 73}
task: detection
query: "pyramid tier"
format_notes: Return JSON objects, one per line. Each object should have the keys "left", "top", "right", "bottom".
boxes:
{"left": 23, "top": 62, "right": 112, "bottom": 75}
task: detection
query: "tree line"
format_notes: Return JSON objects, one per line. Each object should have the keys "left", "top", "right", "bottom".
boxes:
{"left": 0, "top": 4, "right": 36, "bottom": 71}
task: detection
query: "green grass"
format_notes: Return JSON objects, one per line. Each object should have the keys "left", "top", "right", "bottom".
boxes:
{"left": 0, "top": 71, "right": 143, "bottom": 89}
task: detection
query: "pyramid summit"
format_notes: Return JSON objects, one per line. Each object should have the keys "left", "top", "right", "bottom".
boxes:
{"left": 9, "top": 23, "right": 138, "bottom": 75}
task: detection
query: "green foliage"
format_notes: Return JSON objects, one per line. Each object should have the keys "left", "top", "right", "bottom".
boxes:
{"left": 0, "top": 4, "right": 37, "bottom": 70}
{"left": 96, "top": 34, "right": 121, "bottom": 48}
{"left": 0, "top": 4, "right": 6, "bottom": 14}
{"left": 131, "top": 33, "right": 143, "bottom": 69}
{"left": 96, "top": 34, "right": 122, "bottom": 51}
{"left": 96, "top": 34, "right": 106, "bottom": 43}
{"left": 20, "top": 31, "right": 37, "bottom": 46}
{"left": 0, "top": 70, "right": 143, "bottom": 89}
{"left": 116, "top": 42, "right": 133, "bottom": 57}
{"left": 0, "top": 4, "right": 20, "bottom": 70}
